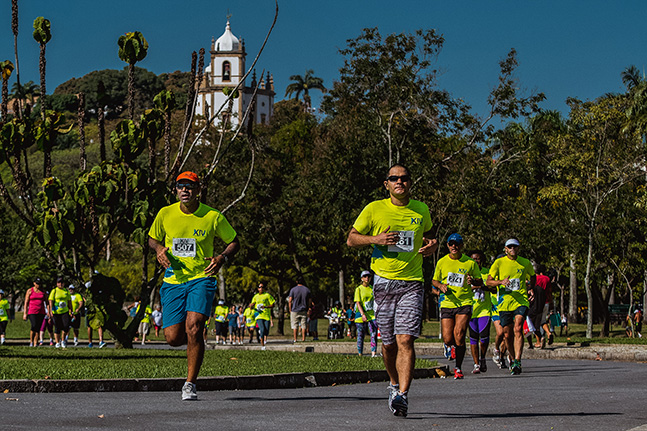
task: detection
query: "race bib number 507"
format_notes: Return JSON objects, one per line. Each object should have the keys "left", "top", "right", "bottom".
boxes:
{"left": 172, "top": 238, "right": 197, "bottom": 257}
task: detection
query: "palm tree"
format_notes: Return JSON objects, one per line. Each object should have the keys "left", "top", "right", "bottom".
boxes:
{"left": 11, "top": 0, "right": 22, "bottom": 118}
{"left": 32, "top": 17, "right": 51, "bottom": 119}
{"left": 118, "top": 31, "right": 148, "bottom": 120}
{"left": 11, "top": 80, "right": 39, "bottom": 107}
{"left": 285, "top": 69, "right": 326, "bottom": 111}
{"left": 622, "top": 65, "right": 644, "bottom": 91}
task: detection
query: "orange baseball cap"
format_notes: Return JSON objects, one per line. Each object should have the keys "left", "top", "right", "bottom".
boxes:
{"left": 176, "top": 171, "right": 200, "bottom": 183}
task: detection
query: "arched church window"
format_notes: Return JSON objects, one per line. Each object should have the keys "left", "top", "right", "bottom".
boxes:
{"left": 222, "top": 61, "right": 231, "bottom": 82}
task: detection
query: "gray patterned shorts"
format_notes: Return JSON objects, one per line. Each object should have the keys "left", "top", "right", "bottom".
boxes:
{"left": 373, "top": 275, "right": 424, "bottom": 346}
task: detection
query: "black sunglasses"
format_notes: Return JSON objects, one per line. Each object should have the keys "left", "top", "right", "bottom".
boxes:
{"left": 387, "top": 175, "right": 411, "bottom": 183}
{"left": 176, "top": 182, "right": 198, "bottom": 190}
{"left": 448, "top": 241, "right": 462, "bottom": 247}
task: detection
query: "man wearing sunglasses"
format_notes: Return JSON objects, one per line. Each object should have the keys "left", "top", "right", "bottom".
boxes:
{"left": 486, "top": 238, "right": 535, "bottom": 375}
{"left": 148, "top": 171, "right": 240, "bottom": 400}
{"left": 347, "top": 164, "right": 437, "bottom": 417}
{"left": 431, "top": 233, "right": 483, "bottom": 380}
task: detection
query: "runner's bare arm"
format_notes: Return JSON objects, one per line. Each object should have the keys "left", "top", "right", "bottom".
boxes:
{"left": 346, "top": 227, "right": 399, "bottom": 248}
{"left": 148, "top": 236, "right": 171, "bottom": 269}
{"left": 204, "top": 236, "right": 240, "bottom": 275}
{"left": 431, "top": 279, "right": 449, "bottom": 294}
{"left": 418, "top": 234, "right": 438, "bottom": 257}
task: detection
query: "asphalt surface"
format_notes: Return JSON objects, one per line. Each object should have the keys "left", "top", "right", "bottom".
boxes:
{"left": 3, "top": 357, "right": 646, "bottom": 430}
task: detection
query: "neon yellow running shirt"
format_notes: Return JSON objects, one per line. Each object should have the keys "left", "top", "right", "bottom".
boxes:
{"left": 149, "top": 202, "right": 237, "bottom": 284}
{"left": 488, "top": 255, "right": 535, "bottom": 312}
{"left": 0, "top": 298, "right": 9, "bottom": 322}
{"left": 353, "top": 198, "right": 432, "bottom": 281}
{"left": 48, "top": 288, "right": 71, "bottom": 314}
{"left": 472, "top": 266, "right": 492, "bottom": 318}
{"left": 251, "top": 292, "right": 275, "bottom": 321}
{"left": 433, "top": 253, "right": 481, "bottom": 309}
{"left": 353, "top": 284, "right": 375, "bottom": 321}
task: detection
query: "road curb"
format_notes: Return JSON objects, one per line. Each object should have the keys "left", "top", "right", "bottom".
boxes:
{"left": 0, "top": 366, "right": 449, "bottom": 393}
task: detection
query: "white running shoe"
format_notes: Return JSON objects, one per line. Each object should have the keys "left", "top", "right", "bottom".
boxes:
{"left": 61, "top": 341, "right": 67, "bottom": 349}
{"left": 472, "top": 364, "right": 481, "bottom": 374}
{"left": 99, "top": 341, "right": 106, "bottom": 348}
{"left": 74, "top": 338, "right": 79, "bottom": 346}
{"left": 55, "top": 342, "right": 61, "bottom": 348}
{"left": 182, "top": 382, "right": 198, "bottom": 401}
{"left": 387, "top": 383, "right": 399, "bottom": 414}
{"left": 493, "top": 350, "right": 502, "bottom": 367}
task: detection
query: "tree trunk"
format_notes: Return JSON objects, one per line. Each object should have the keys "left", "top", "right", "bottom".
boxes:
{"left": 569, "top": 254, "right": 577, "bottom": 322}
{"left": 338, "top": 269, "right": 344, "bottom": 306}
{"left": 584, "top": 230, "right": 594, "bottom": 339}
{"left": 276, "top": 282, "right": 285, "bottom": 336}
{"left": 609, "top": 272, "right": 615, "bottom": 305}
{"left": 218, "top": 268, "right": 226, "bottom": 302}
{"left": 127, "top": 64, "right": 135, "bottom": 120}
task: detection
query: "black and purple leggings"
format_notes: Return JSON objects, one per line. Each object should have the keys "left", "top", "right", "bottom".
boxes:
{"left": 469, "top": 316, "right": 491, "bottom": 345}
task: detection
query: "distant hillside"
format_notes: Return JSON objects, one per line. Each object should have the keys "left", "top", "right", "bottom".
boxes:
{"left": 53, "top": 67, "right": 190, "bottom": 117}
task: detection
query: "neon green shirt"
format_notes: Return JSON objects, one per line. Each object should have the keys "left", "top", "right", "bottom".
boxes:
{"left": 353, "top": 284, "right": 375, "bottom": 321}
{"left": 488, "top": 255, "right": 535, "bottom": 312}
{"left": 214, "top": 305, "right": 229, "bottom": 322}
{"left": 433, "top": 253, "right": 482, "bottom": 309}
{"left": 251, "top": 292, "right": 275, "bottom": 321}
{"left": 243, "top": 307, "right": 257, "bottom": 327}
{"left": 353, "top": 198, "right": 432, "bottom": 281}
{"left": 70, "top": 293, "right": 84, "bottom": 314}
{"left": 48, "top": 288, "right": 71, "bottom": 314}
{"left": 472, "top": 266, "right": 492, "bottom": 318}
{"left": 136, "top": 304, "right": 152, "bottom": 323}
{"left": 0, "top": 298, "right": 9, "bottom": 322}
{"left": 148, "top": 202, "right": 237, "bottom": 284}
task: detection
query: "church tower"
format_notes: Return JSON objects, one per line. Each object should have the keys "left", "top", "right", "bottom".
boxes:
{"left": 196, "top": 19, "right": 274, "bottom": 128}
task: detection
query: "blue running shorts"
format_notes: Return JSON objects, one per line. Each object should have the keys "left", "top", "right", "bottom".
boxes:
{"left": 160, "top": 277, "right": 217, "bottom": 329}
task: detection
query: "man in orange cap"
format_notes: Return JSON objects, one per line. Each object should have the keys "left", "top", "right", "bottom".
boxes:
{"left": 149, "top": 171, "right": 240, "bottom": 400}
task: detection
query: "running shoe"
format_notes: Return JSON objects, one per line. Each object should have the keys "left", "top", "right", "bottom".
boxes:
{"left": 391, "top": 393, "right": 408, "bottom": 417}
{"left": 49, "top": 340, "right": 54, "bottom": 346}
{"left": 387, "top": 383, "right": 399, "bottom": 414}
{"left": 454, "top": 368, "right": 464, "bottom": 379}
{"left": 99, "top": 341, "right": 106, "bottom": 348}
{"left": 479, "top": 357, "right": 488, "bottom": 373}
{"left": 181, "top": 381, "right": 198, "bottom": 401}
{"left": 29, "top": 342, "right": 33, "bottom": 347}
{"left": 38, "top": 340, "right": 43, "bottom": 346}
{"left": 443, "top": 343, "right": 451, "bottom": 360}
{"left": 61, "top": 341, "right": 67, "bottom": 349}
{"left": 450, "top": 345, "right": 456, "bottom": 360}
{"left": 88, "top": 343, "right": 93, "bottom": 348}
{"left": 472, "top": 364, "right": 481, "bottom": 374}
{"left": 492, "top": 350, "right": 502, "bottom": 367}
{"left": 55, "top": 342, "right": 61, "bottom": 348}
{"left": 74, "top": 339, "right": 79, "bottom": 347}
{"left": 510, "top": 360, "right": 522, "bottom": 375}
{"left": 548, "top": 333, "right": 554, "bottom": 345}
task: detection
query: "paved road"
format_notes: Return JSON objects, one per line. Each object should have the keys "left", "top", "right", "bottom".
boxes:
{"left": 4, "top": 358, "right": 646, "bottom": 430}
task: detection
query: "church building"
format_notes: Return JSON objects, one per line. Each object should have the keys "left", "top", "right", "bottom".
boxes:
{"left": 195, "top": 19, "right": 275, "bottom": 128}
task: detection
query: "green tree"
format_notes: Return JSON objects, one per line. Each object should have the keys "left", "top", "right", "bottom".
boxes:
{"left": 539, "top": 95, "right": 644, "bottom": 338}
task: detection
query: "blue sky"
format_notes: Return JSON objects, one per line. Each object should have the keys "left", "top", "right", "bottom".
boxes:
{"left": 2, "top": 1, "right": 646, "bottom": 118}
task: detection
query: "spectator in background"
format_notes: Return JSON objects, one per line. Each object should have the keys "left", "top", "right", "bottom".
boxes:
{"left": 227, "top": 306, "right": 240, "bottom": 345}
{"left": 237, "top": 306, "right": 246, "bottom": 343}
{"left": 250, "top": 282, "right": 275, "bottom": 350}
{"left": 0, "top": 289, "right": 9, "bottom": 345}
{"left": 214, "top": 299, "right": 229, "bottom": 345}
{"left": 84, "top": 277, "right": 106, "bottom": 348}
{"left": 527, "top": 276, "right": 545, "bottom": 349}
{"left": 152, "top": 305, "right": 163, "bottom": 337}
{"left": 23, "top": 277, "right": 47, "bottom": 347}
{"left": 68, "top": 284, "right": 85, "bottom": 346}
{"left": 244, "top": 303, "right": 257, "bottom": 343}
{"left": 137, "top": 302, "right": 153, "bottom": 345}
{"left": 288, "top": 277, "right": 311, "bottom": 343}
{"left": 48, "top": 276, "right": 73, "bottom": 349}
{"left": 346, "top": 303, "right": 357, "bottom": 339}
{"left": 355, "top": 270, "right": 378, "bottom": 357}
{"left": 535, "top": 264, "right": 553, "bottom": 346}
{"left": 308, "top": 299, "right": 324, "bottom": 341}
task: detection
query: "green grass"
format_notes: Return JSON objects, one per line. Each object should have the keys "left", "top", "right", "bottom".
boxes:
{"left": 0, "top": 347, "right": 437, "bottom": 380}
{"left": 6, "top": 314, "right": 645, "bottom": 346}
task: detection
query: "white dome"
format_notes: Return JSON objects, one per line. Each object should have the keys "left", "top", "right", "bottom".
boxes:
{"left": 215, "top": 20, "right": 239, "bottom": 52}
{"left": 205, "top": 64, "right": 211, "bottom": 73}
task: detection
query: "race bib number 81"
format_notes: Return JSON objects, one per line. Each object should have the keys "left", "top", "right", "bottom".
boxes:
{"left": 172, "top": 238, "right": 197, "bottom": 257}
{"left": 388, "top": 231, "right": 414, "bottom": 253}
